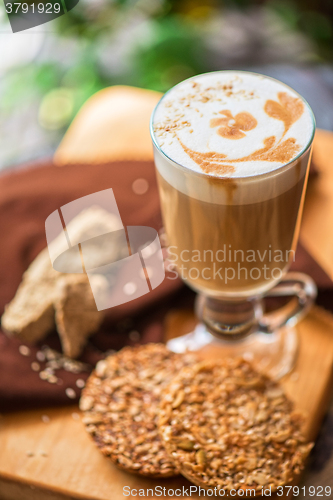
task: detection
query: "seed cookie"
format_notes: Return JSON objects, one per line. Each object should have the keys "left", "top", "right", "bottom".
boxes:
{"left": 159, "top": 358, "right": 313, "bottom": 493}
{"left": 79, "top": 343, "right": 198, "bottom": 477}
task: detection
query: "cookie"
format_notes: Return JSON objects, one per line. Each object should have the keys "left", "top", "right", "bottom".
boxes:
{"left": 159, "top": 358, "right": 313, "bottom": 493}
{"left": 79, "top": 343, "right": 198, "bottom": 477}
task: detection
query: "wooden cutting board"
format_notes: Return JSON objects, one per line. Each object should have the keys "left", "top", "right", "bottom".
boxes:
{"left": 1, "top": 87, "right": 333, "bottom": 500}
{"left": 1, "top": 305, "right": 333, "bottom": 500}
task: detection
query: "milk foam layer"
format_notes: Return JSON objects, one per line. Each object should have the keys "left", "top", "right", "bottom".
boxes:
{"left": 152, "top": 71, "right": 314, "bottom": 178}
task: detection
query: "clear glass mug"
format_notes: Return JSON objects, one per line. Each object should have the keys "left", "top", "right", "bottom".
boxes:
{"left": 150, "top": 73, "right": 316, "bottom": 379}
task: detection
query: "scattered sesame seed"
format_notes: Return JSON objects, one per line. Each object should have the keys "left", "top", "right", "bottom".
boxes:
{"left": 36, "top": 351, "right": 45, "bottom": 362}
{"left": 129, "top": 330, "right": 141, "bottom": 342}
{"left": 66, "top": 388, "right": 76, "bottom": 399}
{"left": 76, "top": 379, "right": 85, "bottom": 389}
{"left": 71, "top": 412, "right": 80, "bottom": 421}
{"left": 41, "top": 415, "right": 50, "bottom": 423}
{"left": 47, "top": 360, "right": 61, "bottom": 370}
{"left": 19, "top": 345, "right": 30, "bottom": 356}
{"left": 26, "top": 451, "right": 34, "bottom": 457}
{"left": 31, "top": 362, "right": 40, "bottom": 372}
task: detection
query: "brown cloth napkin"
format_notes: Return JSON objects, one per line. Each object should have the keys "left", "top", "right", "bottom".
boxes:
{"left": 0, "top": 159, "right": 330, "bottom": 412}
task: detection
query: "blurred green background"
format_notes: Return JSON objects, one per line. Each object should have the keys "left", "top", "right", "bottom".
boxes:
{"left": 0, "top": 0, "right": 333, "bottom": 168}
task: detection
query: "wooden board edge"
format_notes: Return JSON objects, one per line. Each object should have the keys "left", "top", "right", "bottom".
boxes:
{"left": 0, "top": 471, "right": 98, "bottom": 500}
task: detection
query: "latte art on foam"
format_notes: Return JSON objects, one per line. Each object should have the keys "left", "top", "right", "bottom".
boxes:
{"left": 210, "top": 109, "right": 257, "bottom": 140}
{"left": 152, "top": 72, "right": 314, "bottom": 177}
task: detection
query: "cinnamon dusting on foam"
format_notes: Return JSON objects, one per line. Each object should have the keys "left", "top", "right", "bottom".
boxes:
{"left": 265, "top": 92, "right": 304, "bottom": 134}
{"left": 185, "top": 92, "right": 303, "bottom": 169}
{"left": 179, "top": 139, "right": 235, "bottom": 175}
{"left": 232, "top": 136, "right": 300, "bottom": 163}
{"left": 155, "top": 91, "right": 303, "bottom": 174}
{"left": 179, "top": 135, "right": 301, "bottom": 173}
{"left": 153, "top": 73, "right": 312, "bottom": 178}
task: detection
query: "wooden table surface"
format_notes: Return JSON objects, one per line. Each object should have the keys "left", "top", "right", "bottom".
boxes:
{"left": 1, "top": 86, "right": 333, "bottom": 499}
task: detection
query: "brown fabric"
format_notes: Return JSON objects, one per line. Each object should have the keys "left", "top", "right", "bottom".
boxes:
{"left": 0, "top": 160, "right": 187, "bottom": 412}
{"left": 0, "top": 159, "right": 330, "bottom": 412}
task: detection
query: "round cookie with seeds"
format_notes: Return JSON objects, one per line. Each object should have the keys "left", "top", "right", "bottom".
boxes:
{"left": 79, "top": 343, "right": 198, "bottom": 477}
{"left": 159, "top": 358, "right": 313, "bottom": 493}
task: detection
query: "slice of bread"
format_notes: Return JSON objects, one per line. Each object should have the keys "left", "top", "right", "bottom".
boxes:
{"left": 1, "top": 248, "right": 59, "bottom": 343}
{"left": 0, "top": 206, "right": 126, "bottom": 358}
{"left": 55, "top": 274, "right": 103, "bottom": 359}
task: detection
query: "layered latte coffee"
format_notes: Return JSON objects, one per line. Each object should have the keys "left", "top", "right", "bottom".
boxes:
{"left": 151, "top": 71, "right": 315, "bottom": 297}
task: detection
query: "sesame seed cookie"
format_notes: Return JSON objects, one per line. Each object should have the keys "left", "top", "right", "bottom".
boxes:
{"left": 80, "top": 343, "right": 198, "bottom": 477}
{"left": 159, "top": 358, "right": 313, "bottom": 493}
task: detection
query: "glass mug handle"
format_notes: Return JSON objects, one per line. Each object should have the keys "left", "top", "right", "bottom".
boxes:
{"left": 196, "top": 272, "right": 317, "bottom": 339}
{"left": 258, "top": 272, "right": 317, "bottom": 333}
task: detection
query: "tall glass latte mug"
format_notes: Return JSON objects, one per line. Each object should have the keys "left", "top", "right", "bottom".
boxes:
{"left": 150, "top": 71, "right": 316, "bottom": 378}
